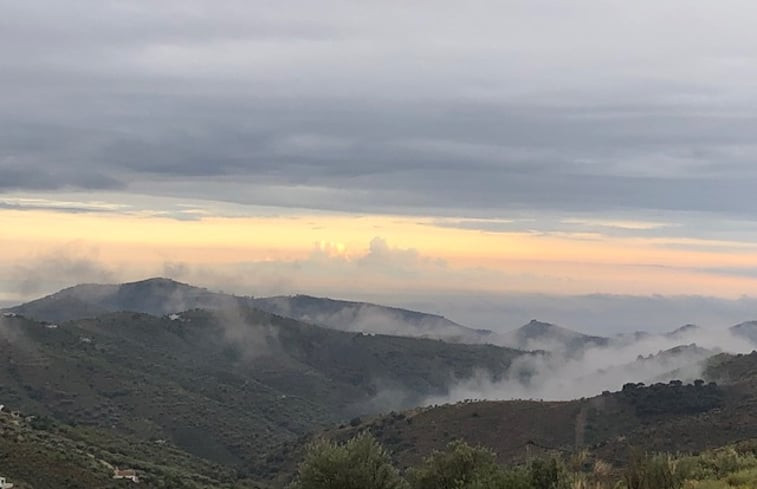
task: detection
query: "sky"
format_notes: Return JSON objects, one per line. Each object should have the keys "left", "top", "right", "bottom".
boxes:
{"left": 2, "top": 1, "right": 757, "bottom": 331}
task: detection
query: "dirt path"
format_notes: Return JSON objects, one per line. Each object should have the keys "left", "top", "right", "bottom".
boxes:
{"left": 575, "top": 404, "right": 588, "bottom": 448}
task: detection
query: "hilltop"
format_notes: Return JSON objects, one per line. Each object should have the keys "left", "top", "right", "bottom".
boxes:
{"left": 9, "top": 279, "right": 756, "bottom": 355}
{"left": 4, "top": 278, "right": 245, "bottom": 322}
{"left": 500, "top": 319, "right": 609, "bottom": 354}
{"left": 4, "top": 278, "right": 490, "bottom": 343}
{"left": 730, "top": 320, "right": 757, "bottom": 343}
{"left": 250, "top": 294, "right": 491, "bottom": 342}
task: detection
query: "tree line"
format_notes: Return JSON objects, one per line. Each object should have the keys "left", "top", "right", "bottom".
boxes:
{"left": 288, "top": 432, "right": 757, "bottom": 489}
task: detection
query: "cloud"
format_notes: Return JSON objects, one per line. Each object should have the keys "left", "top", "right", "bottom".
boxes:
{"left": 0, "top": 197, "right": 127, "bottom": 214}
{"left": 426, "top": 326, "right": 757, "bottom": 403}
{"left": 161, "top": 261, "right": 295, "bottom": 298}
{"left": 9, "top": 246, "right": 118, "bottom": 296}
{"left": 696, "top": 266, "right": 757, "bottom": 279}
{"left": 159, "top": 237, "right": 452, "bottom": 297}
{"left": 356, "top": 237, "right": 446, "bottom": 274}
{"left": 0, "top": 162, "right": 123, "bottom": 193}
{"left": 3, "top": 0, "right": 757, "bottom": 224}
{"left": 560, "top": 218, "right": 673, "bottom": 231}
{"left": 5, "top": 239, "right": 757, "bottom": 339}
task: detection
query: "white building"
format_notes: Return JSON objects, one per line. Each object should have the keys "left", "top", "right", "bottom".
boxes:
{"left": 0, "top": 476, "right": 15, "bottom": 488}
{"left": 113, "top": 468, "right": 139, "bottom": 483}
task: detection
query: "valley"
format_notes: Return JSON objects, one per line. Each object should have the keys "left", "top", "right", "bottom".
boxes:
{"left": 2, "top": 279, "right": 757, "bottom": 488}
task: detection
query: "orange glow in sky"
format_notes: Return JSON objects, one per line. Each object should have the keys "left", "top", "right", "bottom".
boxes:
{"left": 3, "top": 206, "right": 757, "bottom": 302}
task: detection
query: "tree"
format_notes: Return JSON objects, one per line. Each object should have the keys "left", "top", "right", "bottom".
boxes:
{"left": 409, "top": 440, "right": 529, "bottom": 489}
{"left": 528, "top": 458, "right": 571, "bottom": 489}
{"left": 288, "top": 433, "right": 408, "bottom": 489}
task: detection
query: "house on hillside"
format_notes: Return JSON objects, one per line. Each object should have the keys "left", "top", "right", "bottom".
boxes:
{"left": 113, "top": 468, "right": 139, "bottom": 483}
{"left": 0, "top": 476, "right": 15, "bottom": 488}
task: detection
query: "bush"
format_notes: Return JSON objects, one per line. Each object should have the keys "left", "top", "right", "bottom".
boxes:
{"left": 288, "top": 433, "right": 408, "bottom": 489}
{"left": 624, "top": 451, "right": 683, "bottom": 489}
{"left": 676, "top": 446, "right": 757, "bottom": 485}
{"left": 30, "top": 415, "right": 57, "bottom": 431}
{"left": 409, "top": 440, "right": 531, "bottom": 489}
{"left": 528, "top": 458, "right": 572, "bottom": 489}
{"left": 286, "top": 432, "right": 757, "bottom": 489}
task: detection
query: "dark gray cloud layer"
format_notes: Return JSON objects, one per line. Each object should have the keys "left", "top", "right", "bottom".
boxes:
{"left": 3, "top": 1, "right": 757, "bottom": 218}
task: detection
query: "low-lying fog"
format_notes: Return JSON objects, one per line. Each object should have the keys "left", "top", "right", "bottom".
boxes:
{"left": 426, "top": 325, "right": 757, "bottom": 404}
{"left": 371, "top": 292, "right": 757, "bottom": 336}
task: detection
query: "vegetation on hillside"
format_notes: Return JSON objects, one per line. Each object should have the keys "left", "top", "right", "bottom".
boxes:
{"left": 5, "top": 282, "right": 757, "bottom": 488}
{"left": 0, "top": 310, "right": 523, "bottom": 474}
{"left": 619, "top": 380, "right": 723, "bottom": 416}
{"left": 257, "top": 363, "right": 757, "bottom": 486}
{"left": 289, "top": 434, "right": 757, "bottom": 489}
{"left": 0, "top": 408, "right": 261, "bottom": 489}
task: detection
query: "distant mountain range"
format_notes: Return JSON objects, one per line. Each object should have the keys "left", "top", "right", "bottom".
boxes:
{"left": 665, "top": 323, "right": 701, "bottom": 339}
{"left": 5, "top": 278, "right": 239, "bottom": 322}
{"left": 0, "top": 295, "right": 525, "bottom": 469}
{"left": 251, "top": 294, "right": 492, "bottom": 341}
{"left": 3, "top": 278, "right": 757, "bottom": 487}
{"left": 730, "top": 320, "right": 757, "bottom": 344}
{"left": 4, "top": 277, "right": 491, "bottom": 343}
{"left": 501, "top": 319, "right": 609, "bottom": 353}
{"left": 6, "top": 278, "right": 757, "bottom": 352}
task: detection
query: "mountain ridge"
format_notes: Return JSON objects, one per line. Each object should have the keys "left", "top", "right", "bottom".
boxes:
{"left": 4, "top": 278, "right": 492, "bottom": 343}
{"left": 501, "top": 319, "right": 610, "bottom": 353}
{"left": 0, "top": 305, "right": 527, "bottom": 467}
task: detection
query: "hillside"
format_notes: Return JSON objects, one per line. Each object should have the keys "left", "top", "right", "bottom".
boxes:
{"left": 664, "top": 323, "right": 702, "bottom": 339}
{"left": 6, "top": 279, "right": 757, "bottom": 487}
{"left": 250, "top": 294, "right": 491, "bottom": 342}
{"left": 3, "top": 278, "right": 242, "bottom": 323}
{"left": 0, "top": 408, "right": 256, "bottom": 489}
{"left": 567, "top": 343, "right": 718, "bottom": 392}
{"left": 5, "top": 278, "right": 491, "bottom": 343}
{"left": 262, "top": 352, "right": 757, "bottom": 485}
{"left": 501, "top": 320, "right": 609, "bottom": 354}
{"left": 704, "top": 350, "right": 757, "bottom": 386}
{"left": 0, "top": 308, "right": 526, "bottom": 470}
{"left": 730, "top": 320, "right": 757, "bottom": 344}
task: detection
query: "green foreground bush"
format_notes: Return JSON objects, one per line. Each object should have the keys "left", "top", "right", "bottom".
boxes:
{"left": 288, "top": 434, "right": 757, "bottom": 489}
{"left": 288, "top": 433, "right": 408, "bottom": 489}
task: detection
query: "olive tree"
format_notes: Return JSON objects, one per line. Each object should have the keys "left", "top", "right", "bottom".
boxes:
{"left": 289, "top": 433, "right": 408, "bottom": 489}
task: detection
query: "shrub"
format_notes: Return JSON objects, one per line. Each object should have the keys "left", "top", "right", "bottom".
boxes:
{"left": 288, "top": 433, "right": 408, "bottom": 489}
{"left": 624, "top": 451, "right": 682, "bottom": 489}
{"left": 409, "top": 440, "right": 530, "bottom": 489}
{"left": 529, "top": 458, "right": 572, "bottom": 489}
